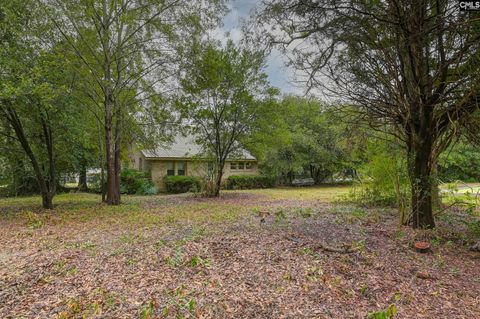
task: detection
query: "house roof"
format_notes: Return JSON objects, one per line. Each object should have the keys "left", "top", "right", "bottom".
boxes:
{"left": 141, "top": 135, "right": 256, "bottom": 160}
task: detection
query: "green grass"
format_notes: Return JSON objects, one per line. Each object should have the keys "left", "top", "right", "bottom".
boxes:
{"left": 3, "top": 184, "right": 478, "bottom": 230}
{"left": 0, "top": 186, "right": 351, "bottom": 230}
{"left": 230, "top": 185, "right": 351, "bottom": 202}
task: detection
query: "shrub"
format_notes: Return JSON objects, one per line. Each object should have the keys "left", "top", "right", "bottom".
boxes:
{"left": 343, "top": 140, "right": 410, "bottom": 223}
{"left": 164, "top": 175, "right": 201, "bottom": 194}
{"left": 121, "top": 168, "right": 157, "bottom": 195}
{"left": 226, "top": 175, "right": 275, "bottom": 190}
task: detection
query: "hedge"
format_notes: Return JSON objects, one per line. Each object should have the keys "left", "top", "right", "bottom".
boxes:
{"left": 164, "top": 175, "right": 201, "bottom": 194}
{"left": 120, "top": 168, "right": 157, "bottom": 195}
{"left": 226, "top": 175, "right": 275, "bottom": 190}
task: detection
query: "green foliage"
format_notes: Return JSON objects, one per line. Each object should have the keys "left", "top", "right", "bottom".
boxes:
{"left": 26, "top": 211, "right": 44, "bottom": 229}
{"left": 139, "top": 300, "right": 156, "bottom": 319}
{"left": 188, "top": 256, "right": 210, "bottom": 268}
{"left": 462, "top": 220, "right": 480, "bottom": 239}
{"left": 164, "top": 176, "right": 201, "bottom": 194}
{"left": 177, "top": 39, "right": 276, "bottom": 196}
{"left": 226, "top": 175, "right": 275, "bottom": 190}
{"left": 0, "top": 167, "right": 39, "bottom": 196}
{"left": 438, "top": 141, "right": 480, "bottom": 182}
{"left": 246, "top": 96, "right": 352, "bottom": 185}
{"left": 346, "top": 138, "right": 410, "bottom": 221}
{"left": 368, "top": 304, "right": 398, "bottom": 319}
{"left": 120, "top": 168, "right": 157, "bottom": 195}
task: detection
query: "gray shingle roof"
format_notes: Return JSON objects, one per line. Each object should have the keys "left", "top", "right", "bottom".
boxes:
{"left": 141, "top": 135, "right": 256, "bottom": 160}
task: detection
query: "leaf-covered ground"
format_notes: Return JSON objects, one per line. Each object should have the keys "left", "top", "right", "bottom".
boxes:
{"left": 0, "top": 187, "right": 479, "bottom": 318}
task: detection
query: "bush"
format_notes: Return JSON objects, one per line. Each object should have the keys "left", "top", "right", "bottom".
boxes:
{"left": 343, "top": 140, "right": 410, "bottom": 223}
{"left": 164, "top": 175, "right": 201, "bottom": 194}
{"left": 226, "top": 175, "right": 275, "bottom": 190}
{"left": 121, "top": 168, "right": 157, "bottom": 195}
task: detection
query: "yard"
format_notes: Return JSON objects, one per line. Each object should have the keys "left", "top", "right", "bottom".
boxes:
{"left": 1, "top": 186, "right": 479, "bottom": 318}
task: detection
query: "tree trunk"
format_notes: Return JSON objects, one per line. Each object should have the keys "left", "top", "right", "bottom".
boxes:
{"left": 101, "top": 166, "right": 106, "bottom": 202}
{"left": 42, "top": 191, "right": 54, "bottom": 210}
{"left": 114, "top": 139, "right": 121, "bottom": 203}
{"left": 113, "top": 109, "right": 122, "bottom": 204}
{"left": 3, "top": 104, "right": 55, "bottom": 209}
{"left": 408, "top": 137, "right": 436, "bottom": 229}
{"left": 213, "top": 165, "right": 224, "bottom": 197}
{"left": 78, "top": 164, "right": 88, "bottom": 191}
{"left": 105, "top": 93, "right": 120, "bottom": 205}
{"left": 105, "top": 127, "right": 117, "bottom": 204}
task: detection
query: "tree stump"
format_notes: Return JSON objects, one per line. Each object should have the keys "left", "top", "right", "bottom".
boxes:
{"left": 414, "top": 241, "right": 431, "bottom": 253}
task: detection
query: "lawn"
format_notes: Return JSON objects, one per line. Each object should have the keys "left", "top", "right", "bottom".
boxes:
{"left": 0, "top": 187, "right": 479, "bottom": 318}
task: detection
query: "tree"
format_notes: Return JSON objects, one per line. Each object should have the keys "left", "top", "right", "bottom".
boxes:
{"left": 255, "top": 0, "right": 480, "bottom": 228}
{"left": 0, "top": 0, "right": 62, "bottom": 208}
{"left": 48, "top": 0, "right": 226, "bottom": 204}
{"left": 438, "top": 139, "right": 480, "bottom": 182}
{"left": 247, "top": 96, "right": 350, "bottom": 185}
{"left": 178, "top": 40, "right": 276, "bottom": 196}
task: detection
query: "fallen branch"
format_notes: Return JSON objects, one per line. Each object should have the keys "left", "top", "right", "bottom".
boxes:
{"left": 285, "top": 235, "right": 355, "bottom": 254}
{"left": 314, "top": 242, "right": 355, "bottom": 253}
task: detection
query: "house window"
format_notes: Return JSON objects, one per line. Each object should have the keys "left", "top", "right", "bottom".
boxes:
{"left": 230, "top": 162, "right": 237, "bottom": 170}
{"left": 139, "top": 158, "right": 143, "bottom": 170}
{"left": 177, "top": 161, "right": 185, "bottom": 176}
{"left": 238, "top": 162, "right": 245, "bottom": 169}
{"left": 167, "top": 162, "right": 175, "bottom": 176}
{"left": 246, "top": 162, "right": 252, "bottom": 169}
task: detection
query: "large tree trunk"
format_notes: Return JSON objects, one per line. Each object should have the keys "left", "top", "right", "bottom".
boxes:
{"left": 105, "top": 93, "right": 119, "bottom": 205}
{"left": 42, "top": 192, "right": 54, "bottom": 210}
{"left": 407, "top": 135, "right": 436, "bottom": 229}
{"left": 3, "top": 104, "right": 55, "bottom": 209}
{"left": 78, "top": 163, "right": 88, "bottom": 191}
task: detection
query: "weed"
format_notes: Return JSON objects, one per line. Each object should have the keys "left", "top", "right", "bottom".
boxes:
{"left": 188, "top": 255, "right": 210, "bottom": 268}
{"left": 294, "top": 207, "right": 313, "bottom": 218}
{"left": 368, "top": 304, "right": 398, "bottom": 319}
{"left": 26, "top": 211, "right": 44, "bottom": 229}
{"left": 165, "top": 247, "right": 183, "bottom": 267}
{"left": 162, "top": 285, "right": 197, "bottom": 318}
{"left": 139, "top": 300, "right": 157, "bottom": 319}
{"left": 306, "top": 266, "right": 323, "bottom": 282}
{"left": 274, "top": 208, "right": 287, "bottom": 223}
{"left": 359, "top": 284, "right": 369, "bottom": 295}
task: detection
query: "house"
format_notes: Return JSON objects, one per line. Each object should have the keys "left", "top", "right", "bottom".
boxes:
{"left": 129, "top": 135, "right": 259, "bottom": 191}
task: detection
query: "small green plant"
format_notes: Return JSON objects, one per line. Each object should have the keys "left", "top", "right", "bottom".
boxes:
{"left": 368, "top": 304, "right": 398, "bottom": 319}
{"left": 306, "top": 266, "right": 323, "bottom": 282}
{"left": 26, "top": 211, "right": 44, "bottom": 229}
{"left": 162, "top": 285, "right": 197, "bottom": 317}
{"left": 295, "top": 207, "right": 313, "bottom": 218}
{"left": 359, "top": 284, "right": 369, "bottom": 295}
{"left": 165, "top": 247, "right": 183, "bottom": 267}
{"left": 462, "top": 220, "right": 480, "bottom": 239}
{"left": 139, "top": 300, "right": 156, "bottom": 319}
{"left": 188, "top": 255, "right": 210, "bottom": 268}
{"left": 274, "top": 208, "right": 287, "bottom": 223}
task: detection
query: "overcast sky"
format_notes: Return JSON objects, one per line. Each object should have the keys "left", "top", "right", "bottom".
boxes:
{"left": 213, "top": 0, "right": 300, "bottom": 95}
